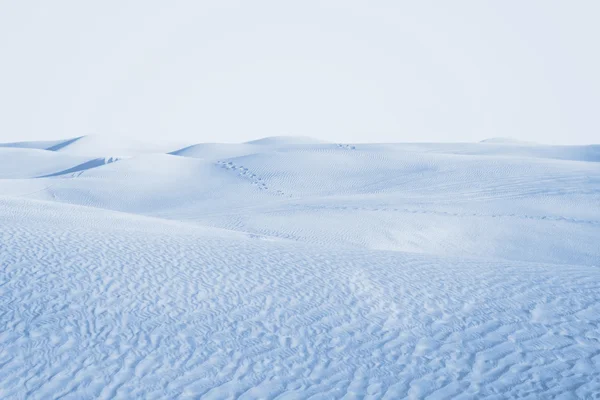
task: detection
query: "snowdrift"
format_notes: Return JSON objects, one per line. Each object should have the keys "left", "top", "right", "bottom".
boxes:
{"left": 1, "top": 136, "right": 599, "bottom": 398}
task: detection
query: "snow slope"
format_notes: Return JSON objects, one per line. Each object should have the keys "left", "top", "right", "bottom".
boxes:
{"left": 0, "top": 135, "right": 186, "bottom": 157}
{"left": 0, "top": 137, "right": 599, "bottom": 398}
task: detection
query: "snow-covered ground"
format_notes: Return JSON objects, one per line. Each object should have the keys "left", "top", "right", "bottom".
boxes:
{"left": 1, "top": 136, "right": 599, "bottom": 399}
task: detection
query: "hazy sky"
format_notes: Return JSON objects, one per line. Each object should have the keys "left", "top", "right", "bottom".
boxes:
{"left": 1, "top": 1, "right": 598, "bottom": 144}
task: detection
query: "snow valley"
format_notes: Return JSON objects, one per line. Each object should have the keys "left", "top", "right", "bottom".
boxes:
{"left": 1, "top": 135, "right": 599, "bottom": 399}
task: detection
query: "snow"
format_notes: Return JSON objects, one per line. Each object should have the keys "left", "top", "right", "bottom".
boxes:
{"left": 1, "top": 137, "right": 599, "bottom": 398}
{"left": 244, "top": 136, "right": 327, "bottom": 145}
{"left": 479, "top": 137, "right": 533, "bottom": 144}
{"left": 0, "top": 135, "right": 187, "bottom": 158}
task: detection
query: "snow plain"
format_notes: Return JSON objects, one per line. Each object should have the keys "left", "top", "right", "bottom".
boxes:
{"left": 0, "top": 135, "right": 599, "bottom": 399}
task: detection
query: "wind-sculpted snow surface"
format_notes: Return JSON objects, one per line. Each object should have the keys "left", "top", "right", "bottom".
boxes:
{"left": 0, "top": 137, "right": 599, "bottom": 398}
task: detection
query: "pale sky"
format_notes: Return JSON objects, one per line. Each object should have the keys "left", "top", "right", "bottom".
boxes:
{"left": 1, "top": 1, "right": 598, "bottom": 145}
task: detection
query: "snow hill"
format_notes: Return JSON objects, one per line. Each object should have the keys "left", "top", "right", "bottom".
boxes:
{"left": 1, "top": 136, "right": 599, "bottom": 398}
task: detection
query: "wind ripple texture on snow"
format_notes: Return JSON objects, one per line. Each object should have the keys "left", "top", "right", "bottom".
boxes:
{"left": 0, "top": 136, "right": 599, "bottom": 399}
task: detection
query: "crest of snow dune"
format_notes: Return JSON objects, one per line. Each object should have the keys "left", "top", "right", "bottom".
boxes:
{"left": 0, "top": 135, "right": 185, "bottom": 157}
{"left": 244, "top": 135, "right": 327, "bottom": 145}
{"left": 479, "top": 137, "right": 535, "bottom": 144}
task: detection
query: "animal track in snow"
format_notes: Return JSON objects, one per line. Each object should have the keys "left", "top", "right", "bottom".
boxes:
{"left": 217, "top": 160, "right": 288, "bottom": 196}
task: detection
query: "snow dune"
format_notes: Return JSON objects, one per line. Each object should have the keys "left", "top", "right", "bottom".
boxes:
{"left": 0, "top": 136, "right": 599, "bottom": 398}
{"left": 244, "top": 135, "right": 326, "bottom": 145}
{"left": 1, "top": 134, "right": 186, "bottom": 157}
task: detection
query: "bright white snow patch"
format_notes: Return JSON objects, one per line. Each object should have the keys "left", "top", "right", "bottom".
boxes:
{"left": 0, "top": 137, "right": 599, "bottom": 398}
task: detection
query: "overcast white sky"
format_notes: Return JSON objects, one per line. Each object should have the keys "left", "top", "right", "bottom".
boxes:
{"left": 0, "top": 1, "right": 598, "bottom": 144}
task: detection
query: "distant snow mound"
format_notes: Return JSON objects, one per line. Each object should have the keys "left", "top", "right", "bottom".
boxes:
{"left": 171, "top": 137, "right": 327, "bottom": 159}
{"left": 50, "top": 135, "right": 184, "bottom": 157}
{"left": 39, "top": 157, "right": 121, "bottom": 178}
{"left": 0, "top": 137, "right": 82, "bottom": 151}
{"left": 0, "top": 147, "right": 90, "bottom": 179}
{"left": 0, "top": 135, "right": 184, "bottom": 157}
{"left": 245, "top": 136, "right": 326, "bottom": 146}
{"left": 46, "top": 136, "right": 87, "bottom": 151}
{"left": 170, "top": 143, "right": 258, "bottom": 160}
{"left": 480, "top": 137, "right": 533, "bottom": 144}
